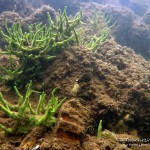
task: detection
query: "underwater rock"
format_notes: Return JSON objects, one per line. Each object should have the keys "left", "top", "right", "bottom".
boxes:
{"left": 0, "top": 11, "right": 21, "bottom": 26}
{"left": 0, "top": 0, "right": 35, "bottom": 17}
{"left": 0, "top": 143, "right": 15, "bottom": 150}
{"left": 43, "top": 40, "right": 150, "bottom": 139}
{"left": 128, "top": 18, "right": 150, "bottom": 59}
{"left": 129, "top": 2, "right": 148, "bottom": 16}
{"left": 19, "top": 126, "right": 46, "bottom": 150}
{"left": 119, "top": 0, "right": 130, "bottom": 6}
{"left": 44, "top": 0, "right": 80, "bottom": 15}
{"left": 88, "top": 3, "right": 150, "bottom": 59}
{"left": 0, "top": 40, "right": 149, "bottom": 149}
{"left": 0, "top": 0, "right": 17, "bottom": 13}
{"left": 40, "top": 99, "right": 90, "bottom": 149}
{"left": 100, "top": 5, "right": 135, "bottom": 45}
{"left": 24, "top": 5, "right": 56, "bottom": 26}
{"left": 143, "top": 9, "right": 150, "bottom": 25}
{"left": 0, "top": 11, "right": 21, "bottom": 48}
{"left": 82, "top": 135, "right": 128, "bottom": 150}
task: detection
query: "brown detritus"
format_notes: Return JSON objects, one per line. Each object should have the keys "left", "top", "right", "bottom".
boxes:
{"left": 82, "top": 135, "right": 129, "bottom": 150}
{"left": 56, "top": 129, "right": 81, "bottom": 145}
{"left": 18, "top": 126, "right": 46, "bottom": 150}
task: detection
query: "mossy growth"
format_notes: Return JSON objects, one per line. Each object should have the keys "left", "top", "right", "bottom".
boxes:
{"left": 0, "top": 80, "right": 66, "bottom": 135}
{"left": 0, "top": 7, "right": 82, "bottom": 87}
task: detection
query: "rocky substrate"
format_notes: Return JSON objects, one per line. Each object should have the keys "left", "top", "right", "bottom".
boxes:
{"left": 43, "top": 39, "right": 150, "bottom": 138}
{"left": 0, "top": 39, "right": 150, "bottom": 149}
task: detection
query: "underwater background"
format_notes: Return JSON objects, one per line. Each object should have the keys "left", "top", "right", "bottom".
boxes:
{"left": 0, "top": 0, "right": 149, "bottom": 150}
